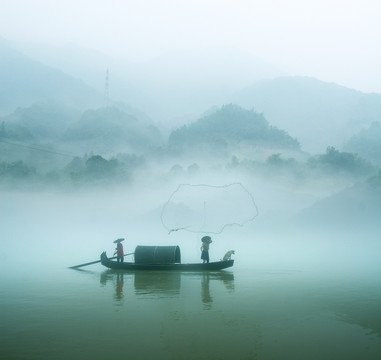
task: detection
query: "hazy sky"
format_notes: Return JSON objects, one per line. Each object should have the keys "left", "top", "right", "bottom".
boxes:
{"left": 1, "top": 0, "right": 381, "bottom": 93}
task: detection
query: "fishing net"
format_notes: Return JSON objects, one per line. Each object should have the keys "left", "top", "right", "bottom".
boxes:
{"left": 160, "top": 183, "right": 259, "bottom": 234}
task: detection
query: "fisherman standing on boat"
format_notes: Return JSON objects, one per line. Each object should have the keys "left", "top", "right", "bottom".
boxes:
{"left": 201, "top": 236, "right": 212, "bottom": 264}
{"left": 114, "top": 238, "right": 125, "bottom": 262}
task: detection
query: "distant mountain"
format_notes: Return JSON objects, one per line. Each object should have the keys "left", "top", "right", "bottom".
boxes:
{"left": 0, "top": 101, "right": 79, "bottom": 141}
{"left": 0, "top": 101, "right": 163, "bottom": 162}
{"left": 15, "top": 42, "right": 285, "bottom": 122}
{"left": 14, "top": 41, "right": 141, "bottom": 106}
{"left": 343, "top": 121, "right": 381, "bottom": 165}
{"left": 0, "top": 39, "right": 104, "bottom": 115}
{"left": 167, "top": 104, "right": 300, "bottom": 158}
{"left": 62, "top": 107, "right": 163, "bottom": 155}
{"left": 230, "top": 76, "right": 381, "bottom": 153}
{"left": 295, "top": 171, "right": 381, "bottom": 231}
{"left": 132, "top": 48, "right": 284, "bottom": 120}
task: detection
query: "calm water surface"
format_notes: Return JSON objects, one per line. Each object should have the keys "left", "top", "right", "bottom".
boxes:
{"left": 1, "top": 262, "right": 380, "bottom": 360}
{"left": 1, "top": 191, "right": 380, "bottom": 359}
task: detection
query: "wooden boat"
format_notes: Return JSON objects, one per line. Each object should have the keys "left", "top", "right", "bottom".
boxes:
{"left": 100, "top": 251, "right": 234, "bottom": 271}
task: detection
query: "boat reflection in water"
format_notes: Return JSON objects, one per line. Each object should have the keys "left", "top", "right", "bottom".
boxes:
{"left": 201, "top": 273, "right": 212, "bottom": 309}
{"left": 134, "top": 271, "right": 181, "bottom": 297}
{"left": 100, "top": 270, "right": 182, "bottom": 301}
{"left": 100, "top": 270, "right": 235, "bottom": 306}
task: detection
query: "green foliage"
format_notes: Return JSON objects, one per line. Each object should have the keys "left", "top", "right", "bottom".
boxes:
{"left": 168, "top": 104, "right": 300, "bottom": 153}
{"left": 309, "top": 146, "right": 374, "bottom": 175}
{"left": 65, "top": 154, "right": 125, "bottom": 184}
{"left": 0, "top": 160, "right": 35, "bottom": 179}
{"left": 0, "top": 101, "right": 79, "bottom": 142}
{"left": 65, "top": 156, "right": 85, "bottom": 173}
{"left": 266, "top": 153, "right": 283, "bottom": 166}
{"left": 0, "top": 102, "right": 162, "bottom": 159}
{"left": 62, "top": 153, "right": 146, "bottom": 187}
{"left": 227, "top": 146, "right": 376, "bottom": 185}
{"left": 0, "top": 121, "right": 34, "bottom": 141}
{"left": 64, "top": 106, "right": 163, "bottom": 152}
{"left": 232, "top": 76, "right": 381, "bottom": 152}
{"left": 0, "top": 98, "right": 378, "bottom": 190}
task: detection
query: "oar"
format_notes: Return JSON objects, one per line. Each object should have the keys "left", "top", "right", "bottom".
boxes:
{"left": 69, "top": 252, "right": 135, "bottom": 269}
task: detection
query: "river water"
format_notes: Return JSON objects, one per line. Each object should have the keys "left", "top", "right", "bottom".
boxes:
{"left": 1, "top": 262, "right": 381, "bottom": 360}
{"left": 1, "top": 189, "right": 380, "bottom": 359}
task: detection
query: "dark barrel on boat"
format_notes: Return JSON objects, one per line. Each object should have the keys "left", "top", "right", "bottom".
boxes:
{"left": 134, "top": 246, "right": 181, "bottom": 264}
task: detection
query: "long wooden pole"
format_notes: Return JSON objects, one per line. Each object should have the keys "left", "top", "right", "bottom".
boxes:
{"left": 69, "top": 252, "right": 135, "bottom": 269}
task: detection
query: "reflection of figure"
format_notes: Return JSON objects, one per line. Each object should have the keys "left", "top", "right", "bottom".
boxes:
{"left": 115, "top": 272, "right": 124, "bottom": 301}
{"left": 201, "top": 273, "right": 212, "bottom": 310}
{"left": 99, "top": 270, "right": 125, "bottom": 303}
{"left": 113, "top": 238, "right": 125, "bottom": 262}
{"left": 200, "top": 236, "right": 212, "bottom": 263}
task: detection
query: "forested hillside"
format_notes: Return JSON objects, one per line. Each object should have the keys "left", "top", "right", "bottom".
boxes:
{"left": 168, "top": 104, "right": 300, "bottom": 157}
{"left": 231, "top": 76, "right": 381, "bottom": 153}
{"left": 63, "top": 107, "right": 163, "bottom": 154}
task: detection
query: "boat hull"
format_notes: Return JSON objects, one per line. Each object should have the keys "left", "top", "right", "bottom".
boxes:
{"left": 100, "top": 252, "right": 234, "bottom": 271}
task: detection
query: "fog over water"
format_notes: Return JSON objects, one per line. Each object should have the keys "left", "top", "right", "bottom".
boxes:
{"left": 1, "top": 174, "right": 381, "bottom": 359}
{"left": 1, "top": 136, "right": 381, "bottom": 359}
{"left": 1, "top": 1, "right": 381, "bottom": 358}
{"left": 1, "top": 167, "right": 380, "bottom": 272}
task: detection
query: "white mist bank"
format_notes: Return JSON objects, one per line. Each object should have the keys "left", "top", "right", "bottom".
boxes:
{"left": 1, "top": 176, "right": 380, "bottom": 277}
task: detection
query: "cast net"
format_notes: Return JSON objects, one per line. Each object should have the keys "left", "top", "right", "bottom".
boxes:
{"left": 160, "top": 183, "right": 259, "bottom": 234}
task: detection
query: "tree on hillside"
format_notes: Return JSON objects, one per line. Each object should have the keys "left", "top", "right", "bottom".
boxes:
{"left": 0, "top": 102, "right": 78, "bottom": 141}
{"left": 308, "top": 146, "right": 374, "bottom": 175}
{"left": 64, "top": 106, "right": 163, "bottom": 152}
{"left": 168, "top": 104, "right": 300, "bottom": 153}
{"left": 85, "top": 155, "right": 119, "bottom": 178}
{"left": 0, "top": 160, "right": 35, "bottom": 179}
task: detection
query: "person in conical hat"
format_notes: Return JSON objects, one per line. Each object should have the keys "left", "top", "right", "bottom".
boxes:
{"left": 113, "top": 238, "right": 125, "bottom": 262}
{"left": 200, "top": 236, "right": 212, "bottom": 263}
